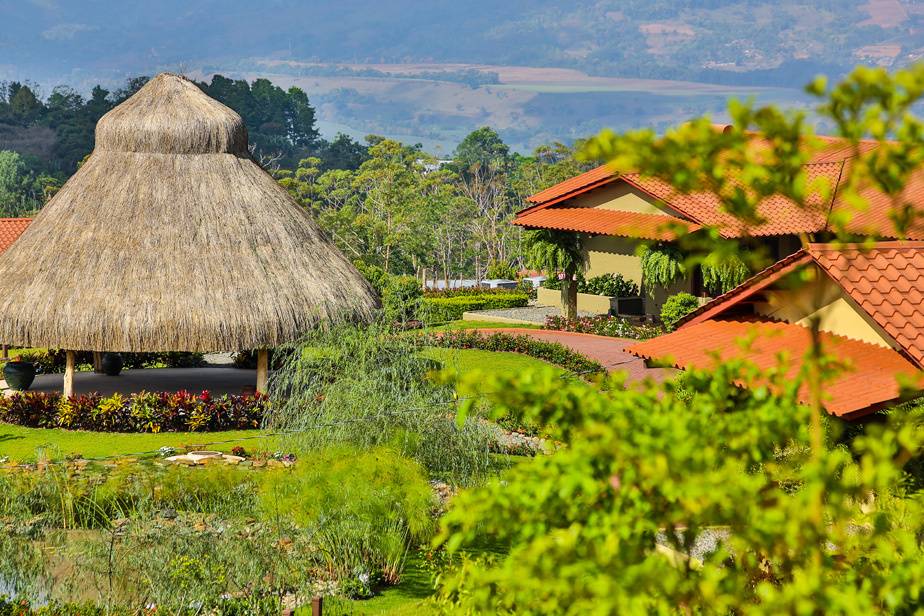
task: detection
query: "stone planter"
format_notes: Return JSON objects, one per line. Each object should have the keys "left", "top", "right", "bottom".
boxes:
{"left": 101, "top": 352, "right": 124, "bottom": 376}
{"left": 3, "top": 360, "right": 36, "bottom": 391}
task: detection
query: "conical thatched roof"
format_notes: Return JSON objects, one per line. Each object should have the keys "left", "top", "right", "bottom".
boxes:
{"left": 0, "top": 73, "right": 378, "bottom": 352}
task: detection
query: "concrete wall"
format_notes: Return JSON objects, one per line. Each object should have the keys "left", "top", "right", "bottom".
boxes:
{"left": 754, "top": 265, "right": 897, "bottom": 349}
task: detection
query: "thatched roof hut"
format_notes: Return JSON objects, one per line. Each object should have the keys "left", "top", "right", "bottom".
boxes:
{"left": 0, "top": 73, "right": 377, "bottom": 359}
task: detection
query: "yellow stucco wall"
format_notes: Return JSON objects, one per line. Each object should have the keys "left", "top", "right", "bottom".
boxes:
{"left": 566, "top": 181, "right": 685, "bottom": 217}
{"left": 582, "top": 235, "right": 643, "bottom": 281}
{"left": 577, "top": 234, "right": 695, "bottom": 314}
{"left": 754, "top": 265, "right": 896, "bottom": 349}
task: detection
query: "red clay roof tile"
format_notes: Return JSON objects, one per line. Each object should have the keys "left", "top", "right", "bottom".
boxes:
{"left": 808, "top": 242, "right": 924, "bottom": 368}
{"left": 513, "top": 208, "right": 699, "bottom": 240}
{"left": 626, "top": 317, "right": 920, "bottom": 418}
{"left": 520, "top": 135, "right": 924, "bottom": 241}
{"left": 0, "top": 218, "right": 31, "bottom": 254}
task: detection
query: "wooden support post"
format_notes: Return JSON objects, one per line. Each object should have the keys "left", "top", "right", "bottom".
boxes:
{"left": 1, "top": 344, "right": 7, "bottom": 359}
{"left": 256, "top": 349, "right": 269, "bottom": 394}
{"left": 311, "top": 596, "right": 323, "bottom": 616}
{"left": 63, "top": 350, "right": 75, "bottom": 398}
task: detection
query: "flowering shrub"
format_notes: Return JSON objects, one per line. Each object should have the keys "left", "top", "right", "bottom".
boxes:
{"left": 544, "top": 315, "right": 662, "bottom": 340}
{"left": 425, "top": 330, "right": 604, "bottom": 376}
{"left": 542, "top": 273, "right": 640, "bottom": 298}
{"left": 0, "top": 390, "right": 267, "bottom": 432}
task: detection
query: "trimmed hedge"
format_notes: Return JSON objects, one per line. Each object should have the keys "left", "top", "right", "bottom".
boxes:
{"left": 0, "top": 390, "right": 267, "bottom": 432}
{"left": 424, "top": 330, "right": 604, "bottom": 376}
{"left": 423, "top": 287, "right": 525, "bottom": 298}
{"left": 421, "top": 293, "right": 528, "bottom": 324}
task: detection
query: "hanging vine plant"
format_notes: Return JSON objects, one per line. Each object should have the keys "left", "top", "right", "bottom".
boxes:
{"left": 640, "top": 243, "right": 686, "bottom": 295}
{"left": 701, "top": 252, "right": 751, "bottom": 295}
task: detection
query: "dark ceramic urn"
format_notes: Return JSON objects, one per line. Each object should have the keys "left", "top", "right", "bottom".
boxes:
{"left": 101, "top": 352, "right": 124, "bottom": 376}
{"left": 3, "top": 360, "right": 36, "bottom": 390}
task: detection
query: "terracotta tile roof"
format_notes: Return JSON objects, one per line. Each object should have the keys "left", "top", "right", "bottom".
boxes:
{"left": 808, "top": 242, "right": 924, "bottom": 367}
{"left": 831, "top": 167, "right": 924, "bottom": 240}
{"left": 618, "top": 163, "right": 841, "bottom": 237}
{"left": 525, "top": 164, "right": 615, "bottom": 208}
{"left": 518, "top": 134, "right": 924, "bottom": 241}
{"left": 680, "top": 251, "right": 814, "bottom": 327}
{"left": 0, "top": 218, "right": 31, "bottom": 254}
{"left": 626, "top": 317, "right": 921, "bottom": 418}
{"left": 513, "top": 208, "right": 700, "bottom": 240}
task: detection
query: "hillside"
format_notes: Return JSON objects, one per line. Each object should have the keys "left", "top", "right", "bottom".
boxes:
{"left": 1, "top": 0, "right": 921, "bottom": 152}
{"left": 2, "top": 0, "right": 922, "bottom": 87}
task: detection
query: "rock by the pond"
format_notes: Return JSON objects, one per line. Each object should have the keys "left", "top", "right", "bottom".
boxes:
{"left": 164, "top": 451, "right": 245, "bottom": 465}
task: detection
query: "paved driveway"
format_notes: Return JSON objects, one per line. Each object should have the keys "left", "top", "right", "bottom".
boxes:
{"left": 29, "top": 367, "right": 259, "bottom": 396}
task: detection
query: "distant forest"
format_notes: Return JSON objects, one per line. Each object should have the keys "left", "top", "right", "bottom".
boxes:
{"left": 0, "top": 75, "right": 595, "bottom": 284}
{"left": 0, "top": 75, "right": 370, "bottom": 214}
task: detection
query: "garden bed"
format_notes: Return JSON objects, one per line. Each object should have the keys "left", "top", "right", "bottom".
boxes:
{"left": 0, "top": 390, "right": 267, "bottom": 432}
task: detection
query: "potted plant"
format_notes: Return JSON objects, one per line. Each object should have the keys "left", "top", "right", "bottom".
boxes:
{"left": 3, "top": 357, "right": 36, "bottom": 390}
{"left": 101, "top": 352, "right": 124, "bottom": 376}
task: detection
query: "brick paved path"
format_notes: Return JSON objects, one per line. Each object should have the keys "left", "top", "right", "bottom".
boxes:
{"left": 478, "top": 328, "right": 677, "bottom": 383}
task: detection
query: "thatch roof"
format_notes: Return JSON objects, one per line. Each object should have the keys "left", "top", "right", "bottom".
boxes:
{"left": 0, "top": 73, "right": 378, "bottom": 352}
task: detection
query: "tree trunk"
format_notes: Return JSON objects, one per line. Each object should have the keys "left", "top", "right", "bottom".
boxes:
{"left": 561, "top": 276, "right": 578, "bottom": 320}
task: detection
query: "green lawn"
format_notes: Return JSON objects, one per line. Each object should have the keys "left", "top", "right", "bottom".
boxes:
{"left": 0, "top": 348, "right": 563, "bottom": 463}
{"left": 421, "top": 347, "right": 566, "bottom": 393}
{"left": 0, "top": 426, "right": 280, "bottom": 463}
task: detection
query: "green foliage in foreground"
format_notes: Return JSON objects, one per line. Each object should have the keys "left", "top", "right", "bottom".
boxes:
{"left": 435, "top": 360, "right": 924, "bottom": 613}
{"left": 0, "top": 446, "right": 436, "bottom": 612}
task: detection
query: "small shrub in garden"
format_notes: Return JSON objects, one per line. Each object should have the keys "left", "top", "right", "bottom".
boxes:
{"left": 423, "top": 287, "right": 524, "bottom": 298}
{"left": 659, "top": 292, "right": 701, "bottom": 331}
{"left": 485, "top": 259, "right": 517, "bottom": 280}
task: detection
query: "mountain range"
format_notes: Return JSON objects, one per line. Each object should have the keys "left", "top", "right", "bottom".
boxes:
{"left": 2, "top": 0, "right": 923, "bottom": 151}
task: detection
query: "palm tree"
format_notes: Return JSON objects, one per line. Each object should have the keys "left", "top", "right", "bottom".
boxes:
{"left": 524, "top": 229, "right": 584, "bottom": 319}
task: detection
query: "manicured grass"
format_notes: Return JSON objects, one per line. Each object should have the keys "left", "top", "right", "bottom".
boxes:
{"left": 425, "top": 319, "right": 541, "bottom": 331}
{"left": 0, "top": 348, "right": 558, "bottom": 463}
{"left": 421, "top": 347, "right": 566, "bottom": 391}
{"left": 0, "top": 425, "right": 278, "bottom": 463}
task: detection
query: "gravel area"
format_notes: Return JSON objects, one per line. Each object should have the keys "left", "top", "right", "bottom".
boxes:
{"left": 655, "top": 527, "right": 732, "bottom": 562}
{"left": 470, "top": 304, "right": 596, "bottom": 324}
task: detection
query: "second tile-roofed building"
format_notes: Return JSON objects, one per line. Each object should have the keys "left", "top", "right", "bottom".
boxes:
{"left": 625, "top": 242, "right": 924, "bottom": 419}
